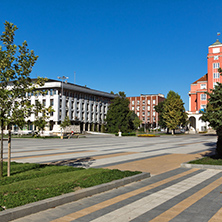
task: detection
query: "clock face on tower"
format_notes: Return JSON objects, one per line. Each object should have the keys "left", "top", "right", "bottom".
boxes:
{"left": 214, "top": 55, "right": 219, "bottom": 60}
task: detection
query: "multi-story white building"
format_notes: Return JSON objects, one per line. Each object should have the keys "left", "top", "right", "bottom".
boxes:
{"left": 11, "top": 79, "right": 115, "bottom": 134}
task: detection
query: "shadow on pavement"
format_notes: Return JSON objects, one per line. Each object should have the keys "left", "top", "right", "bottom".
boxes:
{"left": 48, "top": 157, "right": 95, "bottom": 168}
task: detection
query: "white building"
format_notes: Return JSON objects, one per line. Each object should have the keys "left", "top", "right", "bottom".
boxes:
{"left": 10, "top": 79, "right": 116, "bottom": 135}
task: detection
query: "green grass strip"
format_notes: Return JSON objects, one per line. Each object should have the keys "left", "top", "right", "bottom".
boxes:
{"left": 189, "top": 156, "right": 222, "bottom": 165}
{"left": 0, "top": 162, "right": 141, "bottom": 210}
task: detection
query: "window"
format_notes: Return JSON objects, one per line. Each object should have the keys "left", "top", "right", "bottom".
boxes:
{"left": 153, "top": 100, "right": 156, "bottom": 104}
{"left": 148, "top": 106, "right": 150, "bottom": 111}
{"left": 214, "top": 73, "right": 220, "bottom": 78}
{"left": 153, "top": 111, "right": 156, "bottom": 116}
{"left": 132, "top": 107, "right": 135, "bottom": 110}
{"left": 147, "top": 117, "right": 150, "bottom": 121}
{"left": 148, "top": 100, "right": 150, "bottom": 104}
{"left": 153, "top": 117, "right": 156, "bottom": 121}
{"left": 142, "top": 100, "right": 145, "bottom": 104}
{"left": 137, "top": 106, "right": 140, "bottom": 111}
{"left": 142, "top": 106, "right": 145, "bottom": 110}
{"left": 213, "top": 63, "right": 220, "bottom": 69}
{"left": 201, "top": 105, "right": 206, "bottom": 109}
{"left": 200, "top": 94, "right": 206, "bottom": 101}
{"left": 200, "top": 84, "right": 206, "bottom": 89}
{"left": 142, "top": 117, "right": 145, "bottom": 121}
{"left": 147, "top": 111, "right": 150, "bottom": 116}
{"left": 42, "top": 100, "right": 46, "bottom": 106}
{"left": 213, "top": 48, "right": 220, "bottom": 53}
{"left": 50, "top": 99, "right": 54, "bottom": 106}
{"left": 132, "top": 100, "right": 134, "bottom": 105}
{"left": 142, "top": 112, "right": 145, "bottom": 116}
{"left": 137, "top": 112, "right": 139, "bottom": 116}
{"left": 137, "top": 101, "right": 140, "bottom": 105}
{"left": 214, "top": 55, "right": 219, "bottom": 60}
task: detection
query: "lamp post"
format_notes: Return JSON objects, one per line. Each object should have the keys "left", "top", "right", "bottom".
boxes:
{"left": 57, "top": 76, "right": 68, "bottom": 138}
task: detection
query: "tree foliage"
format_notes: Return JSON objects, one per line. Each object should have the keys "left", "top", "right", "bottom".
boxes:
{"left": 201, "top": 67, "right": 222, "bottom": 157}
{"left": 60, "top": 116, "right": 71, "bottom": 129}
{"left": 33, "top": 100, "right": 54, "bottom": 134}
{"left": 161, "top": 91, "right": 187, "bottom": 134}
{"left": 105, "top": 92, "right": 140, "bottom": 133}
{"left": 0, "top": 21, "right": 47, "bottom": 177}
{"left": 154, "top": 101, "right": 167, "bottom": 128}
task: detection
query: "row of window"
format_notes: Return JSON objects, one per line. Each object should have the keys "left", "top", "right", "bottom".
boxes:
{"left": 59, "top": 112, "right": 104, "bottom": 122}
{"left": 28, "top": 89, "right": 56, "bottom": 97}
{"left": 141, "top": 117, "right": 156, "bottom": 122}
{"left": 213, "top": 63, "right": 220, "bottom": 69}
{"left": 132, "top": 106, "right": 155, "bottom": 111}
{"left": 132, "top": 99, "right": 156, "bottom": 105}
{"left": 136, "top": 111, "right": 156, "bottom": 116}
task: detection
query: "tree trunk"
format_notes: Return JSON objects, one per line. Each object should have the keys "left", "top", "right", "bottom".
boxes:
{"left": 7, "top": 129, "right": 11, "bottom": 177}
{"left": 0, "top": 120, "right": 4, "bottom": 178}
{"left": 171, "top": 129, "right": 174, "bottom": 135}
{"left": 216, "top": 130, "right": 222, "bottom": 158}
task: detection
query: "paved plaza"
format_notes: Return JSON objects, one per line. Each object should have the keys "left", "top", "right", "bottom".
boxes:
{"left": 2, "top": 134, "right": 222, "bottom": 221}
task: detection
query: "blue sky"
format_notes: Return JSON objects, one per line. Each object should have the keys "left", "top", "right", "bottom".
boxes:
{"left": 1, "top": 0, "right": 222, "bottom": 110}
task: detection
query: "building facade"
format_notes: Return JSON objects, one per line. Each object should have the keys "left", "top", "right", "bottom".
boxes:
{"left": 127, "top": 94, "right": 165, "bottom": 128}
{"left": 188, "top": 39, "right": 222, "bottom": 132}
{"left": 10, "top": 79, "right": 115, "bottom": 134}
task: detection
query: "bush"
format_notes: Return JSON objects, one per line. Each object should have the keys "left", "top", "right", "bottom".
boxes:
{"left": 115, "top": 132, "right": 136, "bottom": 136}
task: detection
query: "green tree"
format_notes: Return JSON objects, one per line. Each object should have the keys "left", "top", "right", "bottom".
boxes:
{"left": 105, "top": 92, "right": 133, "bottom": 133}
{"left": 0, "top": 21, "right": 46, "bottom": 177}
{"left": 162, "top": 91, "right": 187, "bottom": 135}
{"left": 129, "top": 111, "right": 142, "bottom": 130}
{"left": 60, "top": 116, "right": 71, "bottom": 138}
{"left": 33, "top": 100, "right": 54, "bottom": 135}
{"left": 155, "top": 101, "right": 167, "bottom": 129}
{"left": 201, "top": 67, "right": 222, "bottom": 157}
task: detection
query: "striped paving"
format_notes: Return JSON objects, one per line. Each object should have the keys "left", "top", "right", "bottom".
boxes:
{"left": 13, "top": 168, "right": 222, "bottom": 222}
{"left": 4, "top": 134, "right": 222, "bottom": 221}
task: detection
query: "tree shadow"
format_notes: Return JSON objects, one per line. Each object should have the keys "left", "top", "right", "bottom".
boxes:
{"left": 200, "top": 142, "right": 218, "bottom": 158}
{"left": 49, "top": 157, "right": 95, "bottom": 168}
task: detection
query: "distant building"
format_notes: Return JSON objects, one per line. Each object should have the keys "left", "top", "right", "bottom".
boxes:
{"left": 188, "top": 39, "right": 222, "bottom": 132}
{"left": 127, "top": 94, "right": 165, "bottom": 128}
{"left": 8, "top": 79, "right": 115, "bottom": 135}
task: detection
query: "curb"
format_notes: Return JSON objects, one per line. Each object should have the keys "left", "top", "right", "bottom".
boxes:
{"left": 0, "top": 172, "right": 150, "bottom": 222}
{"left": 181, "top": 162, "right": 222, "bottom": 170}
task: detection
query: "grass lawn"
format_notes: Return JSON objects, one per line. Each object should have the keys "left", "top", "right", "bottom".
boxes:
{"left": 189, "top": 156, "right": 222, "bottom": 165}
{"left": 0, "top": 162, "right": 141, "bottom": 211}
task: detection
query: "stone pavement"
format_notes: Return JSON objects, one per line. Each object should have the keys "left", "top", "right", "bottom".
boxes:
{"left": 2, "top": 134, "right": 222, "bottom": 221}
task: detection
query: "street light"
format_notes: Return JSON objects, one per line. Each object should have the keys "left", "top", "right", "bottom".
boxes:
{"left": 57, "top": 76, "right": 68, "bottom": 138}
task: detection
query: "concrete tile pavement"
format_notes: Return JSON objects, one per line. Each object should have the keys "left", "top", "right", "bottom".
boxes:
{"left": 12, "top": 168, "right": 222, "bottom": 222}
{"left": 2, "top": 134, "right": 222, "bottom": 221}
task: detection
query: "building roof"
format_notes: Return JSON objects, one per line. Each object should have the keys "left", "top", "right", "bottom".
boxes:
{"left": 210, "top": 39, "right": 222, "bottom": 46}
{"left": 192, "top": 74, "right": 208, "bottom": 84}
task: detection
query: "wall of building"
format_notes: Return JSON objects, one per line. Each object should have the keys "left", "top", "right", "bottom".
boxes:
{"left": 127, "top": 94, "right": 165, "bottom": 128}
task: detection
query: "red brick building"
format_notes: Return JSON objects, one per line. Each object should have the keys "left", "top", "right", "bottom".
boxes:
{"left": 188, "top": 39, "right": 222, "bottom": 132}
{"left": 127, "top": 94, "right": 165, "bottom": 128}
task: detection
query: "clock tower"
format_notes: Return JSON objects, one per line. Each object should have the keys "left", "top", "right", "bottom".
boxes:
{"left": 207, "top": 39, "right": 222, "bottom": 91}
